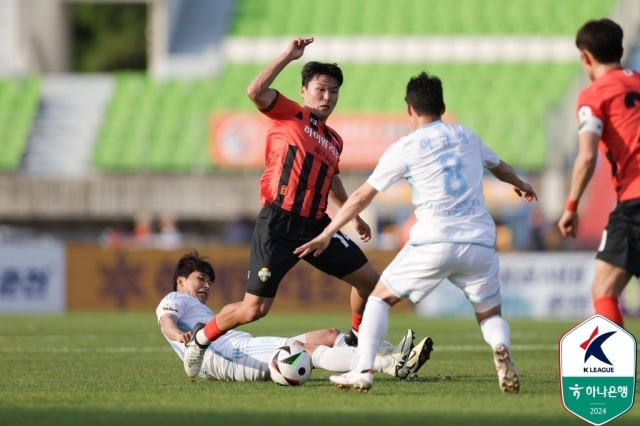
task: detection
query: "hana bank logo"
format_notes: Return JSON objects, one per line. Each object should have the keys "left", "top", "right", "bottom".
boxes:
{"left": 580, "top": 326, "right": 616, "bottom": 373}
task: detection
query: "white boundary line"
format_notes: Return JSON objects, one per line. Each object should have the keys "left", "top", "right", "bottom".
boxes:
{"left": 0, "top": 344, "right": 559, "bottom": 353}
{"left": 0, "top": 347, "right": 174, "bottom": 353}
{"left": 2, "top": 344, "right": 637, "bottom": 353}
{"left": 223, "top": 36, "right": 577, "bottom": 63}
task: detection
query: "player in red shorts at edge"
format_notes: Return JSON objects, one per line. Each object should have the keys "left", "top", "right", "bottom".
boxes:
{"left": 182, "top": 38, "right": 399, "bottom": 378}
{"left": 558, "top": 19, "right": 640, "bottom": 327}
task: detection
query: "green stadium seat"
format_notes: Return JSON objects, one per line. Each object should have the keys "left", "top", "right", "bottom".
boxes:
{"left": 0, "top": 78, "right": 40, "bottom": 171}
{"left": 94, "top": 0, "right": 610, "bottom": 172}
{"left": 95, "top": 61, "right": 578, "bottom": 172}
{"left": 229, "top": 0, "right": 617, "bottom": 36}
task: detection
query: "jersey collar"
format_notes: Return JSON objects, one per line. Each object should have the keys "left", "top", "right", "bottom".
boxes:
{"left": 419, "top": 120, "right": 443, "bottom": 130}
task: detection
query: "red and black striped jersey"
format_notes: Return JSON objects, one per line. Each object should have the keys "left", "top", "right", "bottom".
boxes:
{"left": 577, "top": 68, "right": 640, "bottom": 201}
{"left": 258, "top": 92, "right": 343, "bottom": 219}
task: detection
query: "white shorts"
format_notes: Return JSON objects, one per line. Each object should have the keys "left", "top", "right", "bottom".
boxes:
{"left": 203, "top": 336, "right": 293, "bottom": 382}
{"left": 380, "top": 242, "right": 501, "bottom": 312}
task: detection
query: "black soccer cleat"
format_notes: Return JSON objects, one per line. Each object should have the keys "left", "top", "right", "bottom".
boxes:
{"left": 397, "top": 337, "right": 434, "bottom": 380}
{"left": 344, "top": 328, "right": 359, "bottom": 347}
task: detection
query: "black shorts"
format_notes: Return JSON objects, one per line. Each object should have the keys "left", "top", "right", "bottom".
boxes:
{"left": 596, "top": 198, "right": 640, "bottom": 277}
{"left": 246, "top": 205, "right": 369, "bottom": 298}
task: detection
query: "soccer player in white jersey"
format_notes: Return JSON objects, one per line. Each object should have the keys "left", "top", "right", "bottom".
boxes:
{"left": 295, "top": 72, "right": 537, "bottom": 393}
{"left": 157, "top": 251, "right": 418, "bottom": 382}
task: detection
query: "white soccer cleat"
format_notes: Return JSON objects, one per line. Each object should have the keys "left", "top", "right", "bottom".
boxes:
{"left": 381, "top": 328, "right": 415, "bottom": 377}
{"left": 397, "top": 336, "right": 434, "bottom": 380}
{"left": 183, "top": 322, "right": 209, "bottom": 378}
{"left": 493, "top": 343, "right": 520, "bottom": 394}
{"left": 330, "top": 369, "right": 374, "bottom": 393}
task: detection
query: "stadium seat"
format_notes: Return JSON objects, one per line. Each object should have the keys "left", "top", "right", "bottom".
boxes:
{"left": 0, "top": 78, "right": 41, "bottom": 171}
{"left": 229, "top": 0, "right": 616, "bottom": 36}
{"left": 93, "top": 0, "right": 613, "bottom": 172}
{"left": 95, "top": 60, "right": 579, "bottom": 172}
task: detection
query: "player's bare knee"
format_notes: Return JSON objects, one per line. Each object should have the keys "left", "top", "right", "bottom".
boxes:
{"left": 475, "top": 305, "right": 502, "bottom": 324}
{"left": 325, "top": 328, "right": 340, "bottom": 341}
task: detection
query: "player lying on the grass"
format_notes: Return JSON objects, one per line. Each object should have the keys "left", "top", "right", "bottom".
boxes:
{"left": 296, "top": 72, "right": 537, "bottom": 394}
{"left": 156, "top": 251, "right": 432, "bottom": 382}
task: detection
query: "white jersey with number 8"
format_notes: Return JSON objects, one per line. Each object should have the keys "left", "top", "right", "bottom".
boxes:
{"left": 367, "top": 120, "right": 500, "bottom": 248}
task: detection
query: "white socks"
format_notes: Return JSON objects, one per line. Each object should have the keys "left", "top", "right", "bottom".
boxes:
{"left": 480, "top": 315, "right": 511, "bottom": 349}
{"left": 195, "top": 329, "right": 211, "bottom": 346}
{"left": 288, "top": 333, "right": 307, "bottom": 344}
{"left": 355, "top": 296, "right": 390, "bottom": 372}
{"left": 333, "top": 333, "right": 347, "bottom": 347}
{"left": 311, "top": 345, "right": 390, "bottom": 373}
{"left": 312, "top": 345, "right": 358, "bottom": 372}
{"left": 373, "top": 353, "right": 393, "bottom": 373}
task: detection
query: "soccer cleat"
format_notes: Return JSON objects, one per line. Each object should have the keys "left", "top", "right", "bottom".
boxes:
{"left": 493, "top": 343, "right": 520, "bottom": 394}
{"left": 380, "top": 329, "right": 415, "bottom": 377}
{"left": 344, "top": 328, "right": 359, "bottom": 347}
{"left": 330, "top": 369, "right": 374, "bottom": 393}
{"left": 397, "top": 336, "right": 434, "bottom": 380}
{"left": 183, "top": 322, "right": 209, "bottom": 378}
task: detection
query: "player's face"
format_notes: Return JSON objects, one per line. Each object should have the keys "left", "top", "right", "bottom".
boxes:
{"left": 301, "top": 75, "right": 340, "bottom": 121}
{"left": 178, "top": 271, "right": 212, "bottom": 303}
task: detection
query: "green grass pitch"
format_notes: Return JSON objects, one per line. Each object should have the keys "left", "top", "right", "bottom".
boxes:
{"left": 0, "top": 312, "right": 638, "bottom": 426}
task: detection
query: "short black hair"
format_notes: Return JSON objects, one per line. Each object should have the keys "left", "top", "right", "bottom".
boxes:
{"left": 405, "top": 72, "right": 445, "bottom": 116}
{"left": 172, "top": 250, "right": 215, "bottom": 292}
{"left": 576, "top": 19, "right": 623, "bottom": 64}
{"left": 301, "top": 61, "right": 343, "bottom": 88}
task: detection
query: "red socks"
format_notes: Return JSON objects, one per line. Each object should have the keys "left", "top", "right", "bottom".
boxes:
{"left": 593, "top": 296, "right": 624, "bottom": 327}
{"left": 203, "top": 317, "right": 226, "bottom": 342}
{"left": 351, "top": 313, "right": 363, "bottom": 332}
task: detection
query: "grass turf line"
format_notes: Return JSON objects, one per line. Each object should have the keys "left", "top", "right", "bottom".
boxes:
{"left": 0, "top": 312, "right": 638, "bottom": 426}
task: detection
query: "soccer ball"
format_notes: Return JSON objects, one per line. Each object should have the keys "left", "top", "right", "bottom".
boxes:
{"left": 268, "top": 345, "right": 312, "bottom": 386}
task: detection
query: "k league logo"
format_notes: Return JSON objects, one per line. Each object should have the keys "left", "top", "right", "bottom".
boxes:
{"left": 560, "top": 315, "right": 637, "bottom": 426}
{"left": 581, "top": 327, "right": 615, "bottom": 373}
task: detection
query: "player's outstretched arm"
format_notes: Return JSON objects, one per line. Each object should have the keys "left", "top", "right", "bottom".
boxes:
{"left": 159, "top": 313, "right": 192, "bottom": 344}
{"left": 557, "top": 131, "right": 599, "bottom": 238}
{"left": 246, "top": 37, "right": 314, "bottom": 110}
{"left": 295, "top": 183, "right": 378, "bottom": 258}
{"left": 329, "top": 176, "right": 372, "bottom": 242}
{"left": 488, "top": 160, "right": 537, "bottom": 202}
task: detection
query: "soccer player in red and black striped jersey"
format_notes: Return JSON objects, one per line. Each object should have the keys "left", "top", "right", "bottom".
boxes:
{"left": 558, "top": 19, "right": 640, "bottom": 327}
{"left": 182, "top": 38, "right": 384, "bottom": 378}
